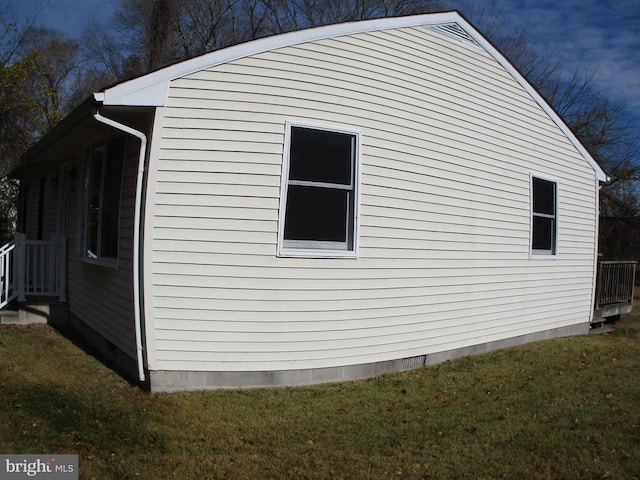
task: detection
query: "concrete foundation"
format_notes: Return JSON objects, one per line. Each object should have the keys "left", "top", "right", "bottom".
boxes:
{"left": 149, "top": 322, "right": 589, "bottom": 392}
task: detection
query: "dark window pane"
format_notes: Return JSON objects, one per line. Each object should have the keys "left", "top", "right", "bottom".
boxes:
{"left": 84, "top": 137, "right": 125, "bottom": 260}
{"left": 532, "top": 216, "right": 554, "bottom": 251}
{"left": 101, "top": 137, "right": 125, "bottom": 258}
{"left": 289, "top": 127, "right": 353, "bottom": 185}
{"left": 284, "top": 185, "right": 349, "bottom": 243}
{"left": 86, "top": 146, "right": 104, "bottom": 257}
{"left": 533, "top": 177, "right": 555, "bottom": 215}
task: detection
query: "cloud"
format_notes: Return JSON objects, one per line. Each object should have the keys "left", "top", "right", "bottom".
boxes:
{"left": 476, "top": 0, "right": 640, "bottom": 118}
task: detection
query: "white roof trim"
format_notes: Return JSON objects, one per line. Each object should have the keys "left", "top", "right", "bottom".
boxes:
{"left": 95, "top": 10, "right": 607, "bottom": 182}
{"left": 452, "top": 20, "right": 608, "bottom": 182}
{"left": 98, "top": 11, "right": 462, "bottom": 107}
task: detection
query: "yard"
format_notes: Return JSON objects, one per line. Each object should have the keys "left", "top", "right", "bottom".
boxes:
{"left": 1, "top": 305, "right": 639, "bottom": 479}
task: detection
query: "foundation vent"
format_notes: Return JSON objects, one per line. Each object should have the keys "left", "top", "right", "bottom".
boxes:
{"left": 401, "top": 355, "right": 426, "bottom": 371}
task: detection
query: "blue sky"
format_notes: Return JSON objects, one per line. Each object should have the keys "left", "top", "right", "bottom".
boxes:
{"left": 470, "top": 0, "right": 640, "bottom": 121}
{"left": 4, "top": 0, "right": 639, "bottom": 122}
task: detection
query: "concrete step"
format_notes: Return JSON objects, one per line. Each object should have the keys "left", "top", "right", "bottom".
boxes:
{"left": 0, "top": 309, "right": 20, "bottom": 324}
{"left": 589, "top": 323, "right": 616, "bottom": 335}
{"left": 0, "top": 303, "right": 67, "bottom": 325}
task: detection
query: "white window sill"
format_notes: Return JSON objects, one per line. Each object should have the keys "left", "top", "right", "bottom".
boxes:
{"left": 278, "top": 248, "right": 357, "bottom": 259}
{"left": 529, "top": 253, "right": 558, "bottom": 261}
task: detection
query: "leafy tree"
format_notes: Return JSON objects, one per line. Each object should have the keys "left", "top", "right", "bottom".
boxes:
{"left": 0, "top": 52, "right": 43, "bottom": 172}
{"left": 0, "top": 49, "right": 35, "bottom": 240}
{"left": 0, "top": 17, "right": 81, "bottom": 169}
{"left": 0, "top": 12, "right": 82, "bottom": 241}
{"left": 19, "top": 26, "right": 82, "bottom": 128}
{"left": 0, "top": 15, "right": 42, "bottom": 173}
{"left": 0, "top": 17, "right": 37, "bottom": 240}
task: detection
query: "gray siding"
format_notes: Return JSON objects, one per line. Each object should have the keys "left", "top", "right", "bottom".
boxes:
{"left": 144, "top": 26, "right": 598, "bottom": 373}
{"left": 65, "top": 130, "right": 139, "bottom": 361}
{"left": 20, "top": 180, "right": 40, "bottom": 238}
{"left": 19, "top": 173, "right": 57, "bottom": 240}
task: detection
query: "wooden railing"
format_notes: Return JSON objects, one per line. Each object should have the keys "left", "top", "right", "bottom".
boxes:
{"left": 595, "top": 260, "right": 636, "bottom": 309}
{"left": 0, "top": 233, "right": 66, "bottom": 309}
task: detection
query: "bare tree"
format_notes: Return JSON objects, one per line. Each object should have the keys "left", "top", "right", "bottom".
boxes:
{"left": 257, "top": 0, "right": 446, "bottom": 33}
{"left": 160, "top": 0, "right": 264, "bottom": 57}
{"left": 82, "top": 0, "right": 449, "bottom": 83}
{"left": 463, "top": 3, "right": 639, "bottom": 259}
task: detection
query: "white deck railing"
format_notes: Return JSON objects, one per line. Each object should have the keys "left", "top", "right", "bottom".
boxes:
{"left": 0, "top": 233, "right": 66, "bottom": 309}
{"left": 0, "top": 239, "right": 17, "bottom": 308}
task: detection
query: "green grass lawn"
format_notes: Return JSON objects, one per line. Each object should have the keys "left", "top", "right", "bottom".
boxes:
{"left": 1, "top": 311, "right": 639, "bottom": 480}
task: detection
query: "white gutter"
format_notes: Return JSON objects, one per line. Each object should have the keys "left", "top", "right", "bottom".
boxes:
{"left": 93, "top": 107, "right": 147, "bottom": 383}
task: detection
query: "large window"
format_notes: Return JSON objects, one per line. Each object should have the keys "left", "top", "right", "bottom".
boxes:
{"left": 531, "top": 176, "right": 557, "bottom": 256}
{"left": 82, "top": 137, "right": 126, "bottom": 262}
{"left": 279, "top": 124, "right": 359, "bottom": 256}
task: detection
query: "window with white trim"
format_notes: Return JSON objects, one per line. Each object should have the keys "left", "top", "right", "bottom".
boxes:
{"left": 82, "top": 136, "right": 126, "bottom": 262}
{"left": 279, "top": 124, "right": 358, "bottom": 256}
{"left": 531, "top": 176, "right": 557, "bottom": 256}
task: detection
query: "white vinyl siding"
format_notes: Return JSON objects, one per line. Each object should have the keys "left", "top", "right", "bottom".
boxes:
{"left": 144, "top": 25, "right": 598, "bottom": 372}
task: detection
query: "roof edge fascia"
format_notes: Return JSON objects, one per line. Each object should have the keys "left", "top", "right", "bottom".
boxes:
{"left": 96, "top": 9, "right": 607, "bottom": 182}
{"left": 97, "top": 11, "right": 461, "bottom": 107}
{"left": 456, "top": 18, "right": 608, "bottom": 182}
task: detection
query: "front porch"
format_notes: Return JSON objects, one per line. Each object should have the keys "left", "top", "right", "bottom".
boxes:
{"left": 0, "top": 233, "right": 67, "bottom": 323}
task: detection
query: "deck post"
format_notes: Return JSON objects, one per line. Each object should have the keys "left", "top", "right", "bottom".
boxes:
{"left": 15, "top": 233, "right": 26, "bottom": 302}
{"left": 58, "top": 235, "right": 67, "bottom": 302}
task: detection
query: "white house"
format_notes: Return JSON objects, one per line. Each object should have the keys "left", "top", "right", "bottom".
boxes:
{"left": 7, "top": 11, "right": 609, "bottom": 391}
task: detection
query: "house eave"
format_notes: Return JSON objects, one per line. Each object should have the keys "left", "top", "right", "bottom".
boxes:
{"left": 96, "top": 10, "right": 607, "bottom": 182}
{"left": 8, "top": 97, "right": 94, "bottom": 177}
{"left": 98, "top": 11, "right": 466, "bottom": 108}
{"left": 10, "top": 99, "right": 155, "bottom": 178}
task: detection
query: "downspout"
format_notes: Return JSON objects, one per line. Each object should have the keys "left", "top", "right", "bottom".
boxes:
{"left": 93, "top": 107, "right": 147, "bottom": 383}
{"left": 590, "top": 181, "right": 604, "bottom": 324}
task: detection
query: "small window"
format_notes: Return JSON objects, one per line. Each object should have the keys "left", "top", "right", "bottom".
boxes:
{"left": 531, "top": 176, "right": 557, "bottom": 256}
{"left": 82, "top": 137, "right": 126, "bottom": 262}
{"left": 279, "top": 124, "right": 359, "bottom": 256}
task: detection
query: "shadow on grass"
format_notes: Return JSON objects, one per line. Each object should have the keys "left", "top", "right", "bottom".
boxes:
{"left": 0, "top": 324, "right": 167, "bottom": 476}
{"left": 50, "top": 321, "right": 143, "bottom": 389}
{"left": 2, "top": 312, "right": 640, "bottom": 479}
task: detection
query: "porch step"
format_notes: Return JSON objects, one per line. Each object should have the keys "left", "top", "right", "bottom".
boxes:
{"left": 590, "top": 324, "right": 616, "bottom": 335}
{"left": 0, "top": 303, "right": 67, "bottom": 325}
{"left": 0, "top": 308, "right": 20, "bottom": 324}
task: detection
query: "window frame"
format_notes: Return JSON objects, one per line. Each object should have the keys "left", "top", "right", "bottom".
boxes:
{"left": 530, "top": 173, "right": 558, "bottom": 259}
{"left": 79, "top": 136, "right": 126, "bottom": 267}
{"left": 277, "top": 122, "right": 361, "bottom": 258}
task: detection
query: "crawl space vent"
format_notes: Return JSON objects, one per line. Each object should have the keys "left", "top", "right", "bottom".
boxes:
{"left": 428, "top": 23, "right": 480, "bottom": 48}
{"left": 401, "top": 355, "right": 426, "bottom": 371}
